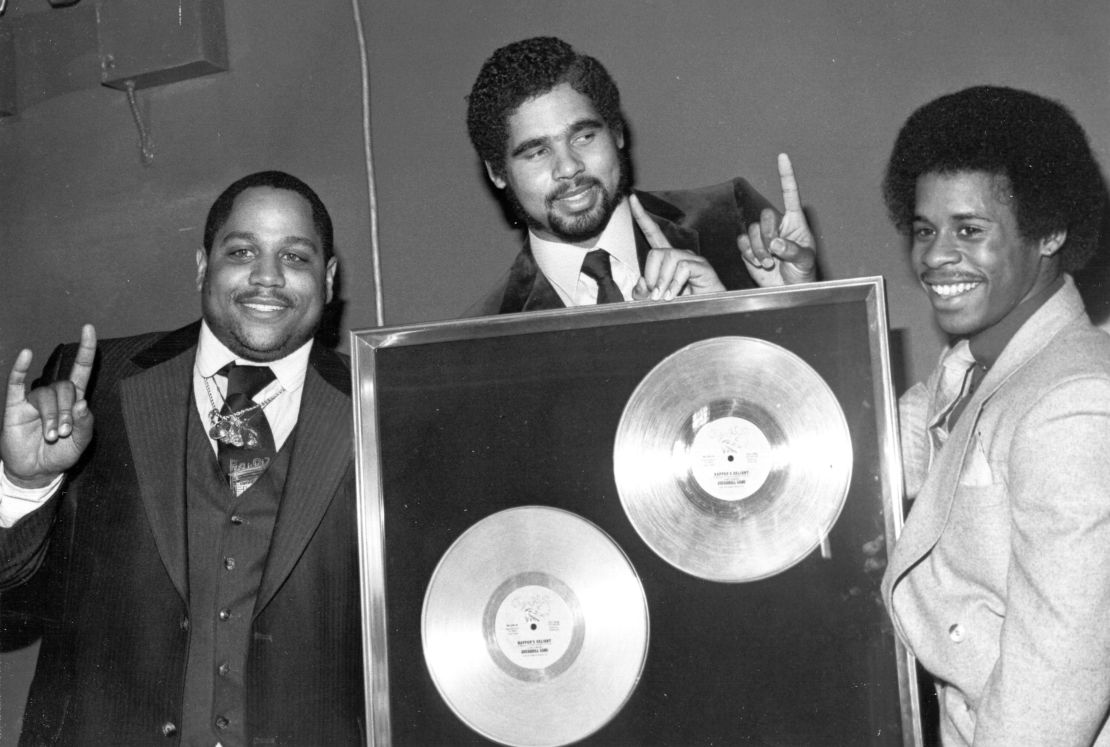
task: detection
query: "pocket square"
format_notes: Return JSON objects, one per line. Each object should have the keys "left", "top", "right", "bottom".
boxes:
{"left": 958, "top": 431, "right": 994, "bottom": 487}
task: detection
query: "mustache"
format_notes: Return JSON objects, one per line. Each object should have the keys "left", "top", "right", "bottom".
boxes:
{"left": 546, "top": 177, "right": 603, "bottom": 205}
{"left": 234, "top": 291, "right": 294, "bottom": 306}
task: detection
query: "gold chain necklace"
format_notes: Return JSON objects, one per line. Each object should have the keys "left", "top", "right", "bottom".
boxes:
{"left": 203, "top": 375, "right": 283, "bottom": 448}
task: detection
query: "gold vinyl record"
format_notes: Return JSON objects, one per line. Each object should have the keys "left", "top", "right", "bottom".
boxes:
{"left": 614, "top": 336, "right": 852, "bottom": 583}
{"left": 422, "top": 506, "right": 649, "bottom": 747}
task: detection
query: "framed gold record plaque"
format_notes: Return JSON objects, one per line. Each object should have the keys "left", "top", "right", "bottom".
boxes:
{"left": 352, "top": 278, "right": 921, "bottom": 746}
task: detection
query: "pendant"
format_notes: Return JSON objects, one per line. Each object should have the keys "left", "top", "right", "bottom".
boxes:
{"left": 209, "top": 411, "right": 261, "bottom": 449}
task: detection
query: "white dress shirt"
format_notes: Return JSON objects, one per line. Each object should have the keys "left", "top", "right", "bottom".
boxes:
{"left": 529, "top": 197, "right": 640, "bottom": 306}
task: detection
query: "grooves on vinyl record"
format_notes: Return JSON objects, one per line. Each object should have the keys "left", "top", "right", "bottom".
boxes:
{"left": 422, "top": 506, "right": 649, "bottom": 747}
{"left": 614, "top": 336, "right": 853, "bottom": 583}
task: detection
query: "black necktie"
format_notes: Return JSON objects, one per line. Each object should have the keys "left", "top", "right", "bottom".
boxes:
{"left": 216, "top": 363, "right": 277, "bottom": 496}
{"left": 581, "top": 250, "right": 624, "bottom": 303}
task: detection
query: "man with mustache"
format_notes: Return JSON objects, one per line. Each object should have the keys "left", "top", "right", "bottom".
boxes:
{"left": 0, "top": 171, "right": 364, "bottom": 745}
{"left": 880, "top": 87, "right": 1110, "bottom": 745}
{"left": 465, "top": 36, "right": 817, "bottom": 314}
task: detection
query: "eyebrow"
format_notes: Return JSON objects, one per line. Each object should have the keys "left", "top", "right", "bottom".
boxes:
{"left": 912, "top": 212, "right": 992, "bottom": 223}
{"left": 950, "top": 212, "right": 992, "bottom": 222}
{"left": 509, "top": 117, "right": 606, "bottom": 158}
{"left": 220, "top": 231, "right": 320, "bottom": 252}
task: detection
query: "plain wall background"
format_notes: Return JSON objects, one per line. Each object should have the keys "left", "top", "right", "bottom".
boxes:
{"left": 1, "top": 0, "right": 1108, "bottom": 742}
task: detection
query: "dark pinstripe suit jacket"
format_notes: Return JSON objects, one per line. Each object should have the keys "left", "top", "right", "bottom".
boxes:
{"left": 0, "top": 322, "right": 364, "bottom": 745}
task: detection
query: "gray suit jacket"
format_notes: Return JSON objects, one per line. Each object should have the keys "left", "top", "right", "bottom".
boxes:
{"left": 882, "top": 277, "right": 1110, "bottom": 746}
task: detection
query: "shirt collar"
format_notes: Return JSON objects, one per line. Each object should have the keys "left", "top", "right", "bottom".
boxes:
{"left": 967, "top": 274, "right": 1064, "bottom": 369}
{"left": 196, "top": 320, "right": 313, "bottom": 394}
{"left": 529, "top": 197, "right": 637, "bottom": 298}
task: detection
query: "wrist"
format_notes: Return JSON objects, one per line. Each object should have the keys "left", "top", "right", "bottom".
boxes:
{"left": 2, "top": 464, "right": 61, "bottom": 491}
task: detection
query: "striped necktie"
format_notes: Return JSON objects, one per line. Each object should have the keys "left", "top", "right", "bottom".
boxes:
{"left": 216, "top": 363, "right": 277, "bottom": 496}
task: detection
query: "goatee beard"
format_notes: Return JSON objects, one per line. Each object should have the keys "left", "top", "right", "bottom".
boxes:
{"left": 545, "top": 178, "right": 621, "bottom": 242}
{"left": 507, "top": 178, "right": 624, "bottom": 244}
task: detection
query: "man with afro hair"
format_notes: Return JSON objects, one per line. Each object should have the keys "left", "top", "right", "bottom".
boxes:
{"left": 880, "top": 85, "right": 1110, "bottom": 746}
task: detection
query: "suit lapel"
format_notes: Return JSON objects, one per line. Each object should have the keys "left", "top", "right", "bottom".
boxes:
{"left": 633, "top": 189, "right": 700, "bottom": 260}
{"left": 119, "top": 325, "right": 199, "bottom": 603}
{"left": 255, "top": 345, "right": 352, "bottom": 616}
{"left": 887, "top": 280, "right": 1087, "bottom": 588}
{"left": 520, "top": 267, "right": 564, "bottom": 312}
{"left": 508, "top": 240, "right": 565, "bottom": 312}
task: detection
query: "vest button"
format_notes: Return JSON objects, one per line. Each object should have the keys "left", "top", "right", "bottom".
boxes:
{"left": 218, "top": 608, "right": 232, "bottom": 621}
{"left": 215, "top": 716, "right": 230, "bottom": 730}
{"left": 230, "top": 514, "right": 244, "bottom": 525}
{"left": 224, "top": 557, "right": 236, "bottom": 571}
{"left": 161, "top": 721, "right": 177, "bottom": 737}
{"left": 218, "top": 662, "right": 231, "bottom": 677}
{"left": 180, "top": 616, "right": 190, "bottom": 632}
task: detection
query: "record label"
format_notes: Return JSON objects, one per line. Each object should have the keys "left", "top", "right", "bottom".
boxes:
{"left": 489, "top": 577, "right": 577, "bottom": 673}
{"left": 687, "top": 414, "right": 772, "bottom": 501}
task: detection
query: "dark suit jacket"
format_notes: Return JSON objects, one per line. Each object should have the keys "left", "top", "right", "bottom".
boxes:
{"left": 467, "top": 178, "right": 773, "bottom": 315}
{"left": 0, "top": 322, "right": 364, "bottom": 745}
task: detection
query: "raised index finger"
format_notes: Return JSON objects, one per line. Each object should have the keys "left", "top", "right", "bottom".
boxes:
{"left": 629, "top": 194, "right": 673, "bottom": 249}
{"left": 777, "top": 153, "right": 803, "bottom": 215}
{"left": 69, "top": 324, "right": 97, "bottom": 400}
{"left": 6, "top": 348, "right": 34, "bottom": 408}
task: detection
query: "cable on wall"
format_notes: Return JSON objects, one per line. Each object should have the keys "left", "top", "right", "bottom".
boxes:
{"left": 351, "top": 0, "right": 384, "bottom": 327}
{"left": 124, "top": 80, "right": 155, "bottom": 166}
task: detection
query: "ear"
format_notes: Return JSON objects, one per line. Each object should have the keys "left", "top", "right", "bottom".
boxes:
{"left": 1039, "top": 229, "right": 1067, "bottom": 257}
{"left": 615, "top": 126, "right": 625, "bottom": 151}
{"left": 485, "top": 161, "right": 507, "bottom": 190}
{"left": 324, "top": 257, "right": 337, "bottom": 304}
{"left": 195, "top": 248, "right": 208, "bottom": 292}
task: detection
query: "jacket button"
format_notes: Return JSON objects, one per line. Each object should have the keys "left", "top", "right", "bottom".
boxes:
{"left": 218, "top": 662, "right": 230, "bottom": 677}
{"left": 180, "top": 616, "right": 190, "bottom": 632}
{"left": 230, "top": 514, "right": 244, "bottom": 525}
{"left": 224, "top": 557, "right": 236, "bottom": 571}
{"left": 215, "top": 715, "right": 230, "bottom": 730}
{"left": 218, "top": 608, "right": 232, "bottom": 621}
{"left": 948, "top": 623, "right": 965, "bottom": 643}
{"left": 162, "top": 721, "right": 177, "bottom": 736}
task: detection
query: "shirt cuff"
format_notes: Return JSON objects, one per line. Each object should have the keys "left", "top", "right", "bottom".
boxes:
{"left": 0, "top": 464, "right": 62, "bottom": 528}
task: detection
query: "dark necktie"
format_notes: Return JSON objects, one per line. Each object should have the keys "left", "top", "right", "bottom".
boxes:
{"left": 216, "top": 363, "right": 277, "bottom": 496}
{"left": 581, "top": 249, "right": 625, "bottom": 304}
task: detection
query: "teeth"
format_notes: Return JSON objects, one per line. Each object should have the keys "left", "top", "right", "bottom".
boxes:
{"left": 930, "top": 282, "right": 979, "bottom": 298}
{"left": 560, "top": 185, "right": 593, "bottom": 200}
